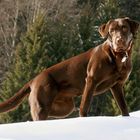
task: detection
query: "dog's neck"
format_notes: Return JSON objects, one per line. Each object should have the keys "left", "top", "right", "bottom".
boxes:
{"left": 103, "top": 40, "right": 133, "bottom": 73}
{"left": 110, "top": 47, "right": 129, "bottom": 63}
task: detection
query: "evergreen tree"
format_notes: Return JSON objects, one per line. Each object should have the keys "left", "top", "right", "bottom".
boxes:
{"left": 127, "top": 31, "right": 140, "bottom": 112}
{"left": 0, "top": 14, "right": 48, "bottom": 123}
{"left": 118, "top": 0, "right": 140, "bottom": 20}
{"left": 0, "top": 12, "right": 84, "bottom": 123}
{"left": 0, "top": 0, "right": 139, "bottom": 123}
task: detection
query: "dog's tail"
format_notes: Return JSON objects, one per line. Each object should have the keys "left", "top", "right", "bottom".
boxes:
{"left": 0, "top": 81, "right": 31, "bottom": 113}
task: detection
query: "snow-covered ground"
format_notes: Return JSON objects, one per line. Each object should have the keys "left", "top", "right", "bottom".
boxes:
{"left": 0, "top": 111, "right": 140, "bottom": 140}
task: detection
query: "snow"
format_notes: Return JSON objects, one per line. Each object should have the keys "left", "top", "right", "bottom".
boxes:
{"left": 0, "top": 111, "right": 140, "bottom": 140}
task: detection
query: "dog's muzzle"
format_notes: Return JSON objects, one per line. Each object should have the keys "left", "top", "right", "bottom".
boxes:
{"left": 108, "top": 36, "right": 133, "bottom": 63}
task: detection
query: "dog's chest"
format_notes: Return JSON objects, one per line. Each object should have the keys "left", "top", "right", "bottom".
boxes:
{"left": 114, "top": 59, "right": 132, "bottom": 82}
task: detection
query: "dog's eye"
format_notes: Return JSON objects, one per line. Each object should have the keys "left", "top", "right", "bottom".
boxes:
{"left": 110, "top": 28, "right": 115, "bottom": 34}
{"left": 122, "top": 26, "right": 128, "bottom": 32}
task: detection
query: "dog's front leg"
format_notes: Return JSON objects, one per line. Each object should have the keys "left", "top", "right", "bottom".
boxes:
{"left": 79, "top": 74, "right": 95, "bottom": 117}
{"left": 110, "top": 83, "right": 129, "bottom": 116}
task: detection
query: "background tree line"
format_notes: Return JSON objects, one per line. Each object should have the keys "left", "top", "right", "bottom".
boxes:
{"left": 0, "top": 0, "right": 139, "bottom": 123}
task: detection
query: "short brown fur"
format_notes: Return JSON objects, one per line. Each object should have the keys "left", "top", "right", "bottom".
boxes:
{"left": 0, "top": 17, "right": 139, "bottom": 120}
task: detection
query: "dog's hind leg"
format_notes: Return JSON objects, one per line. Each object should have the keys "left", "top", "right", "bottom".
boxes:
{"left": 49, "top": 97, "right": 76, "bottom": 118}
{"left": 29, "top": 85, "right": 58, "bottom": 121}
{"left": 29, "top": 74, "right": 58, "bottom": 121}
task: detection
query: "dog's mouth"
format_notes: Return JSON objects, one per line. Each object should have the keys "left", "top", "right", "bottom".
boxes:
{"left": 114, "top": 47, "right": 127, "bottom": 53}
{"left": 110, "top": 39, "right": 133, "bottom": 63}
{"left": 112, "top": 39, "right": 133, "bottom": 53}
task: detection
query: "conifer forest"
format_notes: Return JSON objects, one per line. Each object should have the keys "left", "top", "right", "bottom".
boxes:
{"left": 0, "top": 0, "right": 139, "bottom": 123}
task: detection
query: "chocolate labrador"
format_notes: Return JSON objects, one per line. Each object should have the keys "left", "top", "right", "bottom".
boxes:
{"left": 0, "top": 17, "right": 139, "bottom": 120}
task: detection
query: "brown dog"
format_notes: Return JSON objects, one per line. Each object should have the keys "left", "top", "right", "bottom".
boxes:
{"left": 0, "top": 17, "right": 139, "bottom": 121}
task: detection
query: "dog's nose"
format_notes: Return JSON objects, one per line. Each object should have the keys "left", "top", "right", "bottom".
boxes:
{"left": 116, "top": 37, "right": 124, "bottom": 45}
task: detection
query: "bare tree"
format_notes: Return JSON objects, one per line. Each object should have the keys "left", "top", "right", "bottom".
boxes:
{"left": 0, "top": 0, "right": 80, "bottom": 88}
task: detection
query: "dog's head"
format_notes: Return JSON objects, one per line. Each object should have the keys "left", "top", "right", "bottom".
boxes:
{"left": 99, "top": 17, "right": 139, "bottom": 52}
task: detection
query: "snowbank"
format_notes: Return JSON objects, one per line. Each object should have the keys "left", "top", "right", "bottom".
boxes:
{"left": 0, "top": 111, "right": 140, "bottom": 140}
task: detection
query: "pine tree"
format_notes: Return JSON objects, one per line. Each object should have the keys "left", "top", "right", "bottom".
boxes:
{"left": 118, "top": 0, "right": 140, "bottom": 20}
{"left": 127, "top": 31, "right": 140, "bottom": 112}
{"left": 0, "top": 14, "right": 48, "bottom": 123}
{"left": 0, "top": 1, "right": 139, "bottom": 123}
{"left": 0, "top": 12, "right": 85, "bottom": 123}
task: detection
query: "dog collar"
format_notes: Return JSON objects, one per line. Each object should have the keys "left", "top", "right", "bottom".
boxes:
{"left": 121, "top": 52, "right": 128, "bottom": 63}
{"left": 108, "top": 41, "right": 129, "bottom": 63}
{"left": 111, "top": 47, "right": 129, "bottom": 63}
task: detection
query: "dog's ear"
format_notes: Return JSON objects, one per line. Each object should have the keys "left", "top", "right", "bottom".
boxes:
{"left": 98, "top": 20, "right": 113, "bottom": 38}
{"left": 125, "top": 17, "right": 139, "bottom": 36}
{"left": 98, "top": 23, "right": 107, "bottom": 38}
